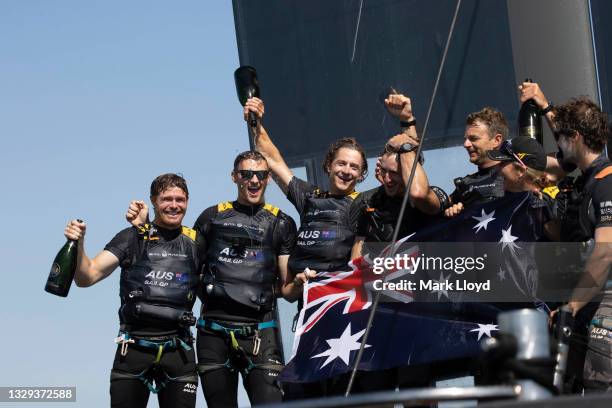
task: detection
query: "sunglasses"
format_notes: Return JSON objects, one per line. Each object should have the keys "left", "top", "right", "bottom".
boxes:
{"left": 500, "top": 140, "right": 527, "bottom": 170}
{"left": 235, "top": 170, "right": 270, "bottom": 181}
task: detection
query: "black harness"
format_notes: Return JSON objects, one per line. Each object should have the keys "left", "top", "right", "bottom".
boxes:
{"left": 203, "top": 202, "right": 280, "bottom": 312}
{"left": 288, "top": 190, "right": 358, "bottom": 273}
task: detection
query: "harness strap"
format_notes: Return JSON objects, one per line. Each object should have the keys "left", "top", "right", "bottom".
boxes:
{"left": 111, "top": 368, "right": 197, "bottom": 393}
{"left": 114, "top": 331, "right": 192, "bottom": 359}
{"left": 196, "top": 360, "right": 284, "bottom": 376}
{"left": 229, "top": 331, "right": 240, "bottom": 350}
{"left": 197, "top": 360, "right": 233, "bottom": 373}
{"left": 196, "top": 318, "right": 277, "bottom": 337}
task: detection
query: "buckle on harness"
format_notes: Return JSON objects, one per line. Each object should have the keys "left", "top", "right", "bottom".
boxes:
{"left": 114, "top": 333, "right": 135, "bottom": 356}
{"left": 253, "top": 330, "right": 261, "bottom": 356}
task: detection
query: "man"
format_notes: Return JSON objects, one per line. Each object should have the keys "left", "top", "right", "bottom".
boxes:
{"left": 345, "top": 96, "right": 446, "bottom": 393}
{"left": 352, "top": 94, "right": 447, "bottom": 259}
{"left": 193, "top": 151, "right": 297, "bottom": 406}
{"left": 244, "top": 97, "right": 367, "bottom": 302}
{"left": 445, "top": 107, "right": 509, "bottom": 216}
{"left": 487, "top": 137, "right": 548, "bottom": 192}
{"left": 244, "top": 97, "right": 367, "bottom": 399}
{"left": 486, "top": 136, "right": 557, "bottom": 301}
{"left": 127, "top": 154, "right": 297, "bottom": 406}
{"left": 551, "top": 98, "right": 612, "bottom": 392}
{"left": 65, "top": 173, "right": 201, "bottom": 408}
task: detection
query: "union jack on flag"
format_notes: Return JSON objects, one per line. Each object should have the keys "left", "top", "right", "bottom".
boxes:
{"left": 280, "top": 192, "right": 540, "bottom": 384}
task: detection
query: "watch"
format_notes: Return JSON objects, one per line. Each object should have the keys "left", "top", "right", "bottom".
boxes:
{"left": 397, "top": 142, "right": 417, "bottom": 154}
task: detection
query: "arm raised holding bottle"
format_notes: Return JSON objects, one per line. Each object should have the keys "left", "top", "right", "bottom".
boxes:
{"left": 244, "top": 97, "right": 294, "bottom": 194}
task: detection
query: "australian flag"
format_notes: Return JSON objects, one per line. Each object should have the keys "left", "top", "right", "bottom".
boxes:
{"left": 280, "top": 192, "right": 543, "bottom": 383}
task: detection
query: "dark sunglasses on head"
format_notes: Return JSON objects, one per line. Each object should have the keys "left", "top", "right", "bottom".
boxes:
{"left": 236, "top": 170, "right": 270, "bottom": 181}
{"left": 500, "top": 140, "right": 527, "bottom": 169}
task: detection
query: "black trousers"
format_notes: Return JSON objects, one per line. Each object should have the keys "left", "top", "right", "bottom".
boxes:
{"left": 197, "top": 324, "right": 284, "bottom": 407}
{"left": 110, "top": 343, "right": 198, "bottom": 408}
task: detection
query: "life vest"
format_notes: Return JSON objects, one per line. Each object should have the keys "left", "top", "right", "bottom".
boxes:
{"left": 453, "top": 165, "right": 505, "bottom": 207}
{"left": 203, "top": 202, "right": 280, "bottom": 311}
{"left": 560, "top": 158, "right": 612, "bottom": 242}
{"left": 119, "top": 225, "right": 199, "bottom": 329}
{"left": 288, "top": 190, "right": 359, "bottom": 273}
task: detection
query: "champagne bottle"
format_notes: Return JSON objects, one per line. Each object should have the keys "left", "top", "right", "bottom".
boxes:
{"left": 518, "top": 78, "right": 543, "bottom": 144}
{"left": 45, "top": 220, "right": 81, "bottom": 297}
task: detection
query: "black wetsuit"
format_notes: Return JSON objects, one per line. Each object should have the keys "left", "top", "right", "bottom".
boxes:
{"left": 286, "top": 177, "right": 361, "bottom": 274}
{"left": 349, "top": 186, "right": 438, "bottom": 392}
{"left": 559, "top": 155, "right": 612, "bottom": 392}
{"left": 282, "top": 177, "right": 361, "bottom": 400}
{"left": 105, "top": 224, "right": 203, "bottom": 408}
{"left": 194, "top": 201, "right": 297, "bottom": 408}
{"left": 450, "top": 165, "right": 505, "bottom": 208}
{"left": 354, "top": 186, "right": 435, "bottom": 248}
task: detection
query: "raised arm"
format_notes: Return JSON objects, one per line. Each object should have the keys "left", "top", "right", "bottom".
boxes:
{"left": 244, "top": 97, "right": 294, "bottom": 194}
{"left": 385, "top": 94, "right": 442, "bottom": 214}
{"left": 518, "top": 81, "right": 555, "bottom": 131}
{"left": 64, "top": 219, "right": 119, "bottom": 287}
{"left": 386, "top": 133, "right": 441, "bottom": 215}
{"left": 518, "top": 82, "right": 570, "bottom": 178}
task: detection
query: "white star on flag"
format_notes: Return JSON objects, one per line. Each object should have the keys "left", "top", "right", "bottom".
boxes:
{"left": 470, "top": 323, "right": 499, "bottom": 340}
{"left": 472, "top": 209, "right": 496, "bottom": 233}
{"left": 499, "top": 225, "right": 520, "bottom": 256}
{"left": 497, "top": 267, "right": 506, "bottom": 281}
{"left": 432, "top": 271, "right": 450, "bottom": 300}
{"left": 311, "top": 323, "right": 370, "bottom": 368}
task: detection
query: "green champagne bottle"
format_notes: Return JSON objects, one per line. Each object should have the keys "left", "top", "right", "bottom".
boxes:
{"left": 518, "top": 78, "right": 543, "bottom": 144}
{"left": 45, "top": 220, "right": 81, "bottom": 297}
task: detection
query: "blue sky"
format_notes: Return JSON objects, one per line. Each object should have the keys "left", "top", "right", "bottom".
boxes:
{"left": 0, "top": 2, "right": 472, "bottom": 407}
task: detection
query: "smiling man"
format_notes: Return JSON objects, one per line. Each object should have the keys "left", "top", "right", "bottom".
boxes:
{"left": 445, "top": 108, "right": 509, "bottom": 217}
{"left": 341, "top": 95, "right": 446, "bottom": 394}
{"left": 351, "top": 94, "right": 446, "bottom": 259}
{"left": 245, "top": 97, "right": 367, "bottom": 304}
{"left": 192, "top": 150, "right": 297, "bottom": 407}
{"left": 65, "top": 173, "right": 201, "bottom": 408}
{"left": 245, "top": 97, "right": 368, "bottom": 400}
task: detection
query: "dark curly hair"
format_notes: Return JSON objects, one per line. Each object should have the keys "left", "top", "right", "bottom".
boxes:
{"left": 150, "top": 173, "right": 188, "bottom": 199}
{"left": 554, "top": 97, "right": 609, "bottom": 153}
{"left": 233, "top": 150, "right": 268, "bottom": 171}
{"left": 322, "top": 138, "right": 368, "bottom": 181}
{"left": 466, "top": 107, "right": 509, "bottom": 140}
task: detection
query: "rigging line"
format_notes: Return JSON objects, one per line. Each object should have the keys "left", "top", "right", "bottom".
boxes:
{"left": 351, "top": 0, "right": 365, "bottom": 63}
{"left": 345, "top": 0, "right": 463, "bottom": 396}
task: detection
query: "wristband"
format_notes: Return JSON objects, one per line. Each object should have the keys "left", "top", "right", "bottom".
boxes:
{"left": 539, "top": 103, "right": 553, "bottom": 115}
{"left": 400, "top": 118, "right": 417, "bottom": 128}
{"left": 397, "top": 142, "right": 418, "bottom": 154}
